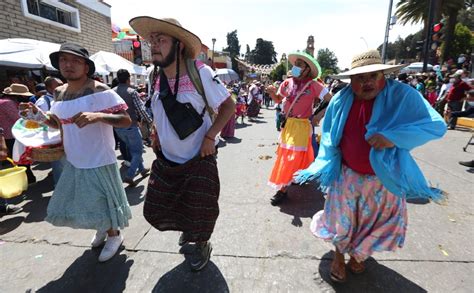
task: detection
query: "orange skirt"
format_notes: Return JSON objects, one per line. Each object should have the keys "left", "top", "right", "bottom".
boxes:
{"left": 268, "top": 118, "right": 314, "bottom": 189}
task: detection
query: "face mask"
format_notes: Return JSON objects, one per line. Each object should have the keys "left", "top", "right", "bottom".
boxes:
{"left": 291, "top": 66, "right": 302, "bottom": 78}
{"left": 449, "top": 78, "right": 456, "bottom": 84}
{"left": 468, "top": 101, "right": 474, "bottom": 106}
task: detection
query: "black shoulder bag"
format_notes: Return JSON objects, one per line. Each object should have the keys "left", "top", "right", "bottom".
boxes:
{"left": 159, "top": 70, "right": 205, "bottom": 140}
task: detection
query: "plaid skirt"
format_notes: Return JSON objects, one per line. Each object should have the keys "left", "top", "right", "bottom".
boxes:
{"left": 144, "top": 152, "right": 220, "bottom": 242}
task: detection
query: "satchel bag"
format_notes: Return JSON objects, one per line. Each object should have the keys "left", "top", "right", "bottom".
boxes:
{"left": 159, "top": 71, "right": 205, "bottom": 140}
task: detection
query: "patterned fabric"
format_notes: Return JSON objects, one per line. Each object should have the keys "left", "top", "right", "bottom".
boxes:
{"left": 0, "top": 98, "right": 20, "bottom": 139}
{"left": 220, "top": 113, "right": 235, "bottom": 137}
{"left": 310, "top": 165, "right": 407, "bottom": 262}
{"left": 269, "top": 118, "right": 314, "bottom": 189}
{"left": 46, "top": 161, "right": 132, "bottom": 232}
{"left": 246, "top": 99, "right": 260, "bottom": 118}
{"left": 144, "top": 152, "right": 220, "bottom": 243}
{"left": 131, "top": 90, "right": 152, "bottom": 124}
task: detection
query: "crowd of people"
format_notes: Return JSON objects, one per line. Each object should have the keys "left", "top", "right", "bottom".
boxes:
{"left": 0, "top": 16, "right": 472, "bottom": 283}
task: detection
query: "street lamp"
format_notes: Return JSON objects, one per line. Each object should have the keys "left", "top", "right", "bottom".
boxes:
{"left": 211, "top": 38, "right": 216, "bottom": 69}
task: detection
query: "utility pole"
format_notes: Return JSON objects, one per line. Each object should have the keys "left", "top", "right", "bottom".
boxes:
{"left": 381, "top": 0, "right": 394, "bottom": 64}
{"left": 423, "top": 0, "right": 436, "bottom": 72}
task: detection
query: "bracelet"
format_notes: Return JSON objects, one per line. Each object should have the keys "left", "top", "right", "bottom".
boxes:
{"left": 204, "top": 134, "right": 215, "bottom": 141}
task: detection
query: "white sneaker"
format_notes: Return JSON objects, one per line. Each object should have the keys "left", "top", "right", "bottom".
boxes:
{"left": 91, "top": 231, "right": 107, "bottom": 248}
{"left": 98, "top": 232, "right": 123, "bottom": 262}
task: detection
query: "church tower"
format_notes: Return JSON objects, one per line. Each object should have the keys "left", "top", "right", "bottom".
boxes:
{"left": 305, "top": 35, "right": 314, "bottom": 57}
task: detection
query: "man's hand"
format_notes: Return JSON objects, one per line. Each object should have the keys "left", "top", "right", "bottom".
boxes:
{"left": 200, "top": 137, "right": 216, "bottom": 157}
{"left": 367, "top": 134, "right": 394, "bottom": 150}
{"left": 151, "top": 130, "right": 161, "bottom": 155}
{"left": 0, "top": 135, "right": 8, "bottom": 161}
{"left": 72, "top": 112, "right": 103, "bottom": 128}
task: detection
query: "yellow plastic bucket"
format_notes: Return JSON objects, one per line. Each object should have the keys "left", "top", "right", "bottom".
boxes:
{"left": 0, "top": 158, "right": 27, "bottom": 199}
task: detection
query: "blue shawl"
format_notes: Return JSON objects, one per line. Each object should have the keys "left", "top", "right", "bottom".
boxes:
{"left": 294, "top": 79, "right": 447, "bottom": 201}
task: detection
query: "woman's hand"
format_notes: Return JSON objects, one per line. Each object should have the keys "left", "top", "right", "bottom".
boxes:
{"left": 367, "top": 134, "right": 394, "bottom": 150}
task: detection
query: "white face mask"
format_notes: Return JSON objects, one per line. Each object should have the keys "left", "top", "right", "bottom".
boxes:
{"left": 468, "top": 101, "right": 474, "bottom": 106}
{"left": 449, "top": 78, "right": 456, "bottom": 83}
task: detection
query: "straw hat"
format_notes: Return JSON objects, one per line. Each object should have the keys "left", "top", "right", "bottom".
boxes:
{"left": 2, "top": 83, "right": 33, "bottom": 96}
{"left": 288, "top": 51, "right": 322, "bottom": 79}
{"left": 129, "top": 17, "right": 202, "bottom": 59}
{"left": 332, "top": 50, "right": 406, "bottom": 79}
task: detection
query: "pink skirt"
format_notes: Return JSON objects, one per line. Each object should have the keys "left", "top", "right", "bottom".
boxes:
{"left": 220, "top": 114, "right": 235, "bottom": 138}
{"left": 310, "top": 165, "right": 408, "bottom": 262}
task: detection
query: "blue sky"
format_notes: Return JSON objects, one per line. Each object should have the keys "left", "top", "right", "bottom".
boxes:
{"left": 105, "top": 0, "right": 422, "bottom": 69}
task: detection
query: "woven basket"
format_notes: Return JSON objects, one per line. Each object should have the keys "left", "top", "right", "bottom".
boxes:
{"left": 31, "top": 114, "right": 65, "bottom": 162}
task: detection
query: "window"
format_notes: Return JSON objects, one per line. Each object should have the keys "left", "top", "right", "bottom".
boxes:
{"left": 22, "top": 0, "right": 80, "bottom": 32}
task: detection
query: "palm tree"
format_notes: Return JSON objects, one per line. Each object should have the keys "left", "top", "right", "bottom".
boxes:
{"left": 395, "top": 0, "right": 471, "bottom": 62}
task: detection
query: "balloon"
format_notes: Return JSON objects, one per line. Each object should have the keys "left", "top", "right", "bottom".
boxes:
{"left": 117, "top": 32, "right": 126, "bottom": 40}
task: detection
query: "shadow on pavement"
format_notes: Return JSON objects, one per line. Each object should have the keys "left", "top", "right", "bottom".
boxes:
{"left": 278, "top": 182, "right": 325, "bottom": 227}
{"left": 317, "top": 251, "right": 427, "bottom": 293}
{"left": 152, "top": 260, "right": 229, "bottom": 293}
{"left": 247, "top": 118, "right": 267, "bottom": 124}
{"left": 222, "top": 137, "right": 242, "bottom": 144}
{"left": 235, "top": 122, "right": 250, "bottom": 129}
{"left": 37, "top": 250, "right": 133, "bottom": 293}
{"left": 125, "top": 185, "right": 145, "bottom": 206}
{"left": 0, "top": 216, "right": 24, "bottom": 235}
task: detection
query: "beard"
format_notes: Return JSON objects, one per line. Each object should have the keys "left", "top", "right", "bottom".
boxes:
{"left": 153, "top": 42, "right": 178, "bottom": 68}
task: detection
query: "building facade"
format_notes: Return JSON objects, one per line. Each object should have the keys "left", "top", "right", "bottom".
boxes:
{"left": 0, "top": 0, "right": 112, "bottom": 54}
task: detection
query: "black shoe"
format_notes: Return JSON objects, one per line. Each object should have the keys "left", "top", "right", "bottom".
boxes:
{"left": 189, "top": 241, "right": 212, "bottom": 272}
{"left": 179, "top": 232, "right": 190, "bottom": 246}
{"left": 0, "top": 205, "right": 23, "bottom": 215}
{"left": 271, "top": 190, "right": 288, "bottom": 206}
{"left": 459, "top": 160, "right": 474, "bottom": 168}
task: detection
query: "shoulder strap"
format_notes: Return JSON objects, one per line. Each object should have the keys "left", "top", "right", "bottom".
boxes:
{"left": 185, "top": 59, "right": 216, "bottom": 121}
{"left": 286, "top": 80, "right": 313, "bottom": 118}
{"left": 45, "top": 95, "right": 51, "bottom": 110}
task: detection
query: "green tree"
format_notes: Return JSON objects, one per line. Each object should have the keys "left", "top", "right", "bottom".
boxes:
{"left": 395, "top": 0, "right": 470, "bottom": 62}
{"left": 249, "top": 38, "right": 277, "bottom": 65}
{"left": 316, "top": 48, "right": 339, "bottom": 77}
{"left": 224, "top": 30, "right": 241, "bottom": 72}
{"left": 457, "top": 8, "right": 474, "bottom": 31}
{"left": 269, "top": 63, "right": 287, "bottom": 81}
{"left": 441, "top": 23, "right": 474, "bottom": 59}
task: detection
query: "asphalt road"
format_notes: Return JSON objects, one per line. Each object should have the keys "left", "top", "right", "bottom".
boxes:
{"left": 1, "top": 108, "right": 473, "bottom": 293}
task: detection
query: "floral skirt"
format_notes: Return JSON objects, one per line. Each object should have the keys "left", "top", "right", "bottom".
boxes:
{"left": 268, "top": 118, "right": 314, "bottom": 189}
{"left": 310, "top": 165, "right": 407, "bottom": 262}
{"left": 46, "top": 160, "right": 132, "bottom": 232}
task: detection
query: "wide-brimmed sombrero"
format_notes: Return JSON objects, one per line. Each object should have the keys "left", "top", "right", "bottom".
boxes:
{"left": 129, "top": 17, "right": 202, "bottom": 59}
{"left": 332, "top": 49, "right": 406, "bottom": 79}
{"left": 288, "top": 51, "right": 322, "bottom": 79}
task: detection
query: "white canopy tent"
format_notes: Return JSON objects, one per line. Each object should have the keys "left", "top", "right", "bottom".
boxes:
{"left": 90, "top": 51, "right": 147, "bottom": 76}
{"left": 0, "top": 38, "right": 60, "bottom": 70}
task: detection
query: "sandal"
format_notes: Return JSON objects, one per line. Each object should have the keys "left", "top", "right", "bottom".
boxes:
{"left": 270, "top": 190, "right": 288, "bottom": 206}
{"left": 347, "top": 257, "right": 365, "bottom": 274}
{"left": 330, "top": 257, "right": 347, "bottom": 283}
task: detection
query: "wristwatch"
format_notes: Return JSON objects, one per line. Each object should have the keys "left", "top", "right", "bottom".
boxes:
{"left": 0, "top": 127, "right": 4, "bottom": 136}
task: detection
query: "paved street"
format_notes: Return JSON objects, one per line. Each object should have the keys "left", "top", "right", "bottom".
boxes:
{"left": 1, "top": 108, "right": 473, "bottom": 293}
